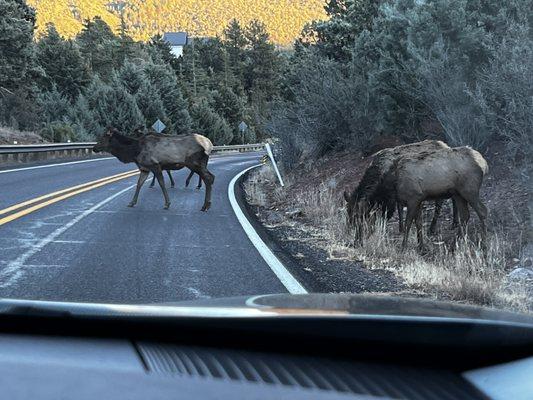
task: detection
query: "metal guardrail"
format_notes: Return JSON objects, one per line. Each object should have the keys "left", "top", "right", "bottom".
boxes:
{"left": 0, "top": 142, "right": 265, "bottom": 155}
{"left": 0, "top": 142, "right": 266, "bottom": 165}
{"left": 213, "top": 144, "right": 264, "bottom": 152}
{"left": 0, "top": 142, "right": 97, "bottom": 154}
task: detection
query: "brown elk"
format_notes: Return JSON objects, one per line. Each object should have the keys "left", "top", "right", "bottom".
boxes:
{"left": 344, "top": 140, "right": 457, "bottom": 234}
{"left": 93, "top": 128, "right": 215, "bottom": 211}
{"left": 393, "top": 147, "right": 488, "bottom": 249}
{"left": 131, "top": 128, "right": 207, "bottom": 191}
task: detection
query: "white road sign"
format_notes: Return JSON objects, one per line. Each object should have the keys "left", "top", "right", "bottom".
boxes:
{"left": 152, "top": 119, "right": 166, "bottom": 133}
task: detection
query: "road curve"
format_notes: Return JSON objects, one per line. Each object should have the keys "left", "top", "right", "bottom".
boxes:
{"left": 0, "top": 153, "right": 288, "bottom": 303}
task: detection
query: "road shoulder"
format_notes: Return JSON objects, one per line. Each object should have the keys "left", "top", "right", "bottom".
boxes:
{"left": 237, "top": 167, "right": 404, "bottom": 295}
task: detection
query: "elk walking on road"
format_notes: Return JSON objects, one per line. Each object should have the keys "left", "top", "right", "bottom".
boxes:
{"left": 93, "top": 128, "right": 215, "bottom": 211}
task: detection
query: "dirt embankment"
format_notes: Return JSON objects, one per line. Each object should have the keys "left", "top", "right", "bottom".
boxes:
{"left": 243, "top": 143, "right": 532, "bottom": 312}
{"left": 0, "top": 127, "right": 46, "bottom": 145}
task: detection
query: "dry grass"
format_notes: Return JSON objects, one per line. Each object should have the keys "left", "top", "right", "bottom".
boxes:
{"left": 245, "top": 165, "right": 531, "bottom": 313}
{"left": 244, "top": 165, "right": 288, "bottom": 207}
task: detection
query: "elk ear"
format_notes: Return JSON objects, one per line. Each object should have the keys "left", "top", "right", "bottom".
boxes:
{"left": 343, "top": 190, "right": 350, "bottom": 203}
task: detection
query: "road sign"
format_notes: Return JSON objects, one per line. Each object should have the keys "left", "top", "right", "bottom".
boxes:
{"left": 238, "top": 121, "right": 248, "bottom": 132}
{"left": 152, "top": 119, "right": 166, "bottom": 133}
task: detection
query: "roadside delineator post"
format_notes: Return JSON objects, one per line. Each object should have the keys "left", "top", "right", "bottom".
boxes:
{"left": 264, "top": 143, "right": 284, "bottom": 187}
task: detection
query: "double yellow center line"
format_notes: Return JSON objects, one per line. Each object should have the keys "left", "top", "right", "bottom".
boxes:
{"left": 0, "top": 169, "right": 139, "bottom": 227}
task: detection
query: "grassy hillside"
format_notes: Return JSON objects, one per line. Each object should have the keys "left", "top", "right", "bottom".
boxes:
{"left": 28, "top": 0, "right": 327, "bottom": 44}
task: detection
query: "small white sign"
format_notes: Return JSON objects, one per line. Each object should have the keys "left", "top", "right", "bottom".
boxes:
{"left": 238, "top": 121, "right": 248, "bottom": 132}
{"left": 152, "top": 119, "right": 166, "bottom": 133}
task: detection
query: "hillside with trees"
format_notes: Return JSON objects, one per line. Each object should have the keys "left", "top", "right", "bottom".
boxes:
{"left": 1, "top": 0, "right": 282, "bottom": 145}
{"left": 27, "top": 0, "right": 326, "bottom": 45}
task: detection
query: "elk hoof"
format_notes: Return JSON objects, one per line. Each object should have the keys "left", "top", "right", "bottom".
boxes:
{"left": 127, "top": 203, "right": 135, "bottom": 208}
{"left": 164, "top": 203, "right": 171, "bottom": 210}
{"left": 200, "top": 202, "right": 211, "bottom": 212}
{"left": 196, "top": 186, "right": 201, "bottom": 190}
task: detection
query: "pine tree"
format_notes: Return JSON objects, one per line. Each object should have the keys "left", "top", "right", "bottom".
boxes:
{"left": 0, "top": 0, "right": 36, "bottom": 91}
{"left": 168, "top": 87, "right": 193, "bottom": 135}
{"left": 303, "top": 0, "right": 380, "bottom": 61}
{"left": 68, "top": 94, "right": 102, "bottom": 139}
{"left": 143, "top": 62, "right": 191, "bottom": 135}
{"left": 191, "top": 99, "right": 233, "bottom": 145}
{"left": 36, "top": 23, "right": 89, "bottom": 101}
{"left": 116, "top": 60, "right": 144, "bottom": 95}
{"left": 196, "top": 38, "right": 225, "bottom": 76}
{"left": 76, "top": 17, "right": 120, "bottom": 79}
{"left": 83, "top": 76, "right": 111, "bottom": 128}
{"left": 148, "top": 34, "right": 177, "bottom": 67}
{"left": 223, "top": 19, "right": 247, "bottom": 85}
{"left": 104, "top": 77, "right": 144, "bottom": 132}
{"left": 243, "top": 20, "right": 279, "bottom": 104}
{"left": 135, "top": 79, "right": 167, "bottom": 128}
{"left": 211, "top": 86, "right": 246, "bottom": 131}
{"left": 0, "top": 0, "right": 39, "bottom": 129}
{"left": 115, "top": 5, "right": 138, "bottom": 66}
{"left": 37, "top": 85, "right": 70, "bottom": 124}
{"left": 180, "top": 43, "right": 210, "bottom": 98}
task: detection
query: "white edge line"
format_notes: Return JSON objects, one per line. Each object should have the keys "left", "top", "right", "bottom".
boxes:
{"left": 0, "top": 157, "right": 115, "bottom": 174}
{"left": 0, "top": 184, "right": 136, "bottom": 288}
{"left": 228, "top": 164, "right": 307, "bottom": 294}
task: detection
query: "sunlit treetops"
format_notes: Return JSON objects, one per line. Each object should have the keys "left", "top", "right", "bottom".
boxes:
{"left": 27, "top": 0, "right": 327, "bottom": 45}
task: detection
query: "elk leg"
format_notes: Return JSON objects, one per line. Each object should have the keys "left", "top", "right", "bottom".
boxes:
{"left": 155, "top": 170, "right": 171, "bottom": 210}
{"left": 185, "top": 170, "right": 194, "bottom": 187}
{"left": 451, "top": 197, "right": 459, "bottom": 229}
{"left": 415, "top": 209, "right": 425, "bottom": 250}
{"left": 397, "top": 202, "right": 404, "bottom": 233}
{"left": 457, "top": 188, "right": 487, "bottom": 243}
{"left": 470, "top": 199, "right": 488, "bottom": 242}
{"left": 167, "top": 170, "right": 175, "bottom": 188}
{"left": 197, "top": 174, "right": 202, "bottom": 189}
{"left": 198, "top": 157, "right": 208, "bottom": 190}
{"left": 453, "top": 195, "right": 470, "bottom": 236}
{"left": 149, "top": 173, "right": 156, "bottom": 188}
{"left": 402, "top": 202, "right": 421, "bottom": 250}
{"left": 429, "top": 200, "right": 442, "bottom": 235}
{"left": 198, "top": 167, "right": 215, "bottom": 212}
{"left": 129, "top": 170, "right": 150, "bottom": 207}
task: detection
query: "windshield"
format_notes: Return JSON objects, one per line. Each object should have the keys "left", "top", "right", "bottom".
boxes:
{"left": 0, "top": 0, "right": 531, "bottom": 315}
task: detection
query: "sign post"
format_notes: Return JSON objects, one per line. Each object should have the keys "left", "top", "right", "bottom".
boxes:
{"left": 264, "top": 143, "right": 284, "bottom": 187}
{"left": 238, "top": 121, "right": 248, "bottom": 145}
{"left": 152, "top": 119, "right": 166, "bottom": 134}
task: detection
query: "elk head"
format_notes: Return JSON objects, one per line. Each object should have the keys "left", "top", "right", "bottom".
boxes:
{"left": 93, "top": 127, "right": 118, "bottom": 153}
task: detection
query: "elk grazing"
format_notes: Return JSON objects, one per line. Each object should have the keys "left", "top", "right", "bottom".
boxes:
{"left": 93, "top": 128, "right": 215, "bottom": 211}
{"left": 392, "top": 146, "right": 488, "bottom": 249}
{"left": 344, "top": 140, "right": 457, "bottom": 234}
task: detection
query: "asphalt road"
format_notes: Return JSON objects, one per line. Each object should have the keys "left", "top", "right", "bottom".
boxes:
{"left": 0, "top": 153, "right": 288, "bottom": 304}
